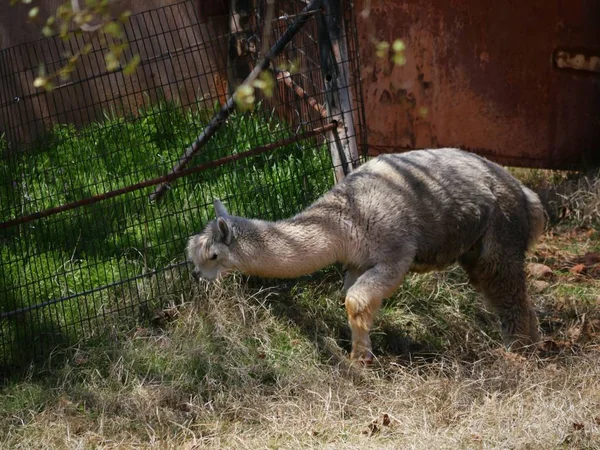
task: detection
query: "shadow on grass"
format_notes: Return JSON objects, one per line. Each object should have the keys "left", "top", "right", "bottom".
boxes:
{"left": 243, "top": 269, "right": 442, "bottom": 371}
{"left": 0, "top": 312, "right": 74, "bottom": 380}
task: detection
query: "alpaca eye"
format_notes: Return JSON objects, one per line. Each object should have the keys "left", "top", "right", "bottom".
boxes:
{"left": 210, "top": 253, "right": 218, "bottom": 260}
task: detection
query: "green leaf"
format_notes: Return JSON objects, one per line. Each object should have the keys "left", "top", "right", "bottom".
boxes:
{"left": 105, "top": 52, "right": 120, "bottom": 72}
{"left": 123, "top": 55, "right": 140, "bottom": 75}
{"left": 33, "top": 77, "right": 47, "bottom": 88}
{"left": 119, "top": 11, "right": 132, "bottom": 22}
{"left": 392, "top": 53, "right": 407, "bottom": 66}
{"left": 392, "top": 39, "right": 406, "bottom": 52}
{"left": 375, "top": 41, "right": 389, "bottom": 59}
{"left": 103, "top": 21, "right": 122, "bottom": 39}
{"left": 28, "top": 6, "right": 39, "bottom": 19}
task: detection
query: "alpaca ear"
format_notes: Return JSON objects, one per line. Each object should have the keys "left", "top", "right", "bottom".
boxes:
{"left": 213, "top": 199, "right": 229, "bottom": 218}
{"left": 216, "top": 217, "right": 232, "bottom": 245}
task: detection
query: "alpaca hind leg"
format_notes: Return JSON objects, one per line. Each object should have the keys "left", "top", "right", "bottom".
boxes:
{"left": 345, "top": 261, "right": 410, "bottom": 362}
{"left": 464, "top": 259, "right": 540, "bottom": 351}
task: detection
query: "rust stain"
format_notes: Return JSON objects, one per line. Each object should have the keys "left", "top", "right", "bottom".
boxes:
{"left": 355, "top": 0, "right": 600, "bottom": 169}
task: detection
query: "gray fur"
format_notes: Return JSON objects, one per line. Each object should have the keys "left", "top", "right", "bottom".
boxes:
{"left": 187, "top": 148, "right": 544, "bottom": 361}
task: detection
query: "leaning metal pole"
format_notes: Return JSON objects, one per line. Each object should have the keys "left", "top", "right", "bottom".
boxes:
{"left": 0, "top": 123, "right": 336, "bottom": 231}
{"left": 149, "top": 0, "right": 323, "bottom": 202}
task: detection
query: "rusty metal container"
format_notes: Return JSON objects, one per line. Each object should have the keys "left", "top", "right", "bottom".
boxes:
{"left": 355, "top": 0, "right": 600, "bottom": 169}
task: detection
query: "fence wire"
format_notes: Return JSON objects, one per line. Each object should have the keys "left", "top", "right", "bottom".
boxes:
{"left": 0, "top": 0, "right": 366, "bottom": 374}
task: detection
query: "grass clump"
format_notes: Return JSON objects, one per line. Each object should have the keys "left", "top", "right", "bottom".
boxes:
{"left": 510, "top": 166, "right": 600, "bottom": 229}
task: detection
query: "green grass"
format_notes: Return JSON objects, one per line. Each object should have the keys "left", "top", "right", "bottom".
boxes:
{"left": 0, "top": 98, "right": 335, "bottom": 370}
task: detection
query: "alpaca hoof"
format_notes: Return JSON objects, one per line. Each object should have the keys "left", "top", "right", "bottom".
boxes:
{"left": 350, "top": 350, "right": 374, "bottom": 366}
{"left": 504, "top": 335, "right": 540, "bottom": 355}
{"left": 358, "top": 356, "right": 373, "bottom": 367}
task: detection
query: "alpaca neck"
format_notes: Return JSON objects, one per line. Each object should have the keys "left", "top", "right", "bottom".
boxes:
{"left": 233, "top": 215, "right": 342, "bottom": 278}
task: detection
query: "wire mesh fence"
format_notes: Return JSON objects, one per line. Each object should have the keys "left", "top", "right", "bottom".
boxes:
{"left": 0, "top": 0, "right": 366, "bottom": 374}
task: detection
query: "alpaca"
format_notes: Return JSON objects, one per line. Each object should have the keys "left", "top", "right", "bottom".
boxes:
{"left": 186, "top": 148, "right": 545, "bottom": 362}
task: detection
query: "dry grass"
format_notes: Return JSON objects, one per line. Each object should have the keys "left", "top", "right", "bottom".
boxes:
{"left": 1, "top": 170, "right": 600, "bottom": 449}
{"left": 511, "top": 167, "right": 600, "bottom": 228}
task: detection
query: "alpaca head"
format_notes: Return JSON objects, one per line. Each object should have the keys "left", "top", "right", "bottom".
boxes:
{"left": 186, "top": 199, "right": 237, "bottom": 281}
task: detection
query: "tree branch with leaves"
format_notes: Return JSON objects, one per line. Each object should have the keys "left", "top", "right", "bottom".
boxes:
{"left": 11, "top": 0, "right": 139, "bottom": 91}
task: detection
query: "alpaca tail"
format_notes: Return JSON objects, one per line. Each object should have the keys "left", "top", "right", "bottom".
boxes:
{"left": 522, "top": 186, "right": 545, "bottom": 250}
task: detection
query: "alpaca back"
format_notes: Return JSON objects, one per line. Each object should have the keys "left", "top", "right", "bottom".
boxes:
{"left": 302, "top": 148, "right": 543, "bottom": 270}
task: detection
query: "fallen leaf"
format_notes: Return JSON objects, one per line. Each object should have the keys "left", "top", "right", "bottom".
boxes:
{"left": 584, "top": 252, "right": 600, "bottom": 266}
{"left": 501, "top": 350, "right": 527, "bottom": 364}
{"left": 73, "top": 350, "right": 88, "bottom": 366}
{"left": 382, "top": 413, "right": 391, "bottom": 426}
{"left": 570, "top": 264, "right": 586, "bottom": 275}
{"left": 527, "top": 263, "right": 554, "bottom": 279}
{"left": 363, "top": 422, "right": 379, "bottom": 436}
{"left": 589, "top": 265, "right": 600, "bottom": 279}
{"left": 538, "top": 339, "right": 566, "bottom": 354}
{"left": 133, "top": 327, "right": 151, "bottom": 338}
{"left": 531, "top": 280, "right": 550, "bottom": 293}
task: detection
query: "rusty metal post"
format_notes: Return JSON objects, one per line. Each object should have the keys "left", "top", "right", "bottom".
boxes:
{"left": 316, "top": 0, "right": 360, "bottom": 182}
{"left": 227, "top": 0, "right": 258, "bottom": 94}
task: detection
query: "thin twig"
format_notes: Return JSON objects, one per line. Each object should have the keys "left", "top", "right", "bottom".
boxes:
{"left": 274, "top": 69, "right": 328, "bottom": 119}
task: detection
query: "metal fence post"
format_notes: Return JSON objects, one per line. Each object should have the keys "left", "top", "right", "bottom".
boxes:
{"left": 316, "top": 0, "right": 360, "bottom": 182}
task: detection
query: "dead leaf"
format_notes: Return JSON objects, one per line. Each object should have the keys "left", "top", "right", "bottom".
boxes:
{"left": 151, "top": 307, "right": 180, "bottom": 327}
{"left": 363, "top": 422, "right": 379, "bottom": 436}
{"left": 531, "top": 280, "right": 550, "bottom": 293}
{"left": 577, "top": 315, "right": 594, "bottom": 344}
{"left": 382, "top": 414, "right": 391, "bottom": 426}
{"left": 133, "top": 327, "right": 151, "bottom": 338}
{"left": 584, "top": 252, "right": 600, "bottom": 266}
{"left": 500, "top": 350, "right": 527, "bottom": 364}
{"left": 527, "top": 263, "right": 554, "bottom": 279}
{"left": 73, "top": 350, "right": 88, "bottom": 366}
{"left": 570, "top": 264, "right": 586, "bottom": 275}
{"left": 538, "top": 338, "right": 569, "bottom": 354}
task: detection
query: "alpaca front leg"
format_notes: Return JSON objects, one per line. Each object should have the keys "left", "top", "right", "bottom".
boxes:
{"left": 345, "top": 261, "right": 410, "bottom": 363}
